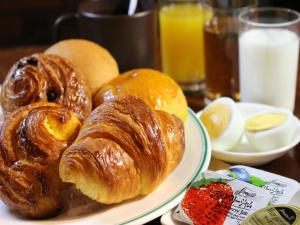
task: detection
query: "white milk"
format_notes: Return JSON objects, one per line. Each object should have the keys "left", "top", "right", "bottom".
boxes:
{"left": 239, "top": 28, "right": 299, "bottom": 111}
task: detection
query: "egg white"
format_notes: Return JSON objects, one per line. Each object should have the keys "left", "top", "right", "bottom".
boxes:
{"left": 245, "top": 109, "right": 296, "bottom": 151}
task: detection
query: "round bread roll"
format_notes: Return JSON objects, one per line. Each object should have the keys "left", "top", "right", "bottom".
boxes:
{"left": 93, "top": 69, "right": 188, "bottom": 122}
{"left": 45, "top": 39, "right": 119, "bottom": 95}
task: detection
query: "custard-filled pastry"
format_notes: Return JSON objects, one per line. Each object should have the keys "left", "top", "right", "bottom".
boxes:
{"left": 0, "top": 53, "right": 92, "bottom": 121}
{"left": 0, "top": 102, "right": 81, "bottom": 218}
{"left": 60, "top": 96, "right": 185, "bottom": 204}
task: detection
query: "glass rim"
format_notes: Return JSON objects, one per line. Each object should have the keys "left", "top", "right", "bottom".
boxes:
{"left": 202, "top": 0, "right": 257, "bottom": 12}
{"left": 239, "top": 7, "right": 300, "bottom": 28}
{"left": 159, "top": 0, "right": 201, "bottom": 8}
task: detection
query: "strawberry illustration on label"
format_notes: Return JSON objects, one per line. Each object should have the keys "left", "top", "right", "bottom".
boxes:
{"left": 181, "top": 177, "right": 234, "bottom": 225}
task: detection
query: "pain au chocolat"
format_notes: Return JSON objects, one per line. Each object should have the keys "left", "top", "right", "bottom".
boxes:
{"left": 0, "top": 53, "right": 92, "bottom": 122}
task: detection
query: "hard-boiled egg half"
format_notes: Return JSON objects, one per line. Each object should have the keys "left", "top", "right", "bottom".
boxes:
{"left": 245, "top": 109, "right": 296, "bottom": 151}
{"left": 200, "top": 97, "right": 245, "bottom": 151}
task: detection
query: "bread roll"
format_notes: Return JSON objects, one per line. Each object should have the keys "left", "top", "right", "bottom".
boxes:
{"left": 45, "top": 39, "right": 119, "bottom": 95}
{"left": 93, "top": 69, "right": 188, "bottom": 122}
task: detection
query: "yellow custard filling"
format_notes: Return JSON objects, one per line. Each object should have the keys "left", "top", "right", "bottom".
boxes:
{"left": 246, "top": 113, "right": 287, "bottom": 132}
{"left": 43, "top": 112, "right": 81, "bottom": 141}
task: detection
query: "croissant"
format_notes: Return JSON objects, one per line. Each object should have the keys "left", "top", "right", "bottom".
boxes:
{"left": 0, "top": 53, "right": 92, "bottom": 121}
{"left": 59, "top": 96, "right": 185, "bottom": 204}
{"left": 0, "top": 102, "right": 81, "bottom": 218}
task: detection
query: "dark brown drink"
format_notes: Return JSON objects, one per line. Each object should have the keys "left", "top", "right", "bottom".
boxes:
{"left": 204, "top": 22, "right": 239, "bottom": 101}
{"left": 202, "top": 0, "right": 257, "bottom": 101}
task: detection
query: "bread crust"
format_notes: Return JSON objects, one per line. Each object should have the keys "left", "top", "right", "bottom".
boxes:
{"left": 93, "top": 69, "right": 188, "bottom": 122}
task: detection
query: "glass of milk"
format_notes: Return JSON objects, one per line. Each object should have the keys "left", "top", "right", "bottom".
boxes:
{"left": 238, "top": 7, "right": 300, "bottom": 111}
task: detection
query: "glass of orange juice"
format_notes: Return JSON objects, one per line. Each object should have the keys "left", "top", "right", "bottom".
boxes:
{"left": 159, "top": 0, "right": 210, "bottom": 92}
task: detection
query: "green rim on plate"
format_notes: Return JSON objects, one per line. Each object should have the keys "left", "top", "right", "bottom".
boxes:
{"left": 121, "top": 108, "right": 210, "bottom": 225}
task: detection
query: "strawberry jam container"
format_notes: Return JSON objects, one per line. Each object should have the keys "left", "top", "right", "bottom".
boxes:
{"left": 173, "top": 171, "right": 272, "bottom": 225}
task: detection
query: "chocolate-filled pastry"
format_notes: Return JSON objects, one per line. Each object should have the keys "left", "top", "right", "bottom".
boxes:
{"left": 60, "top": 96, "right": 185, "bottom": 204}
{"left": 0, "top": 54, "right": 92, "bottom": 121}
{"left": 0, "top": 102, "right": 81, "bottom": 218}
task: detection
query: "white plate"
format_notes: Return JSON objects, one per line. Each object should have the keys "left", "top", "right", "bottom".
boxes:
{"left": 197, "top": 102, "right": 300, "bottom": 166}
{"left": 0, "top": 108, "right": 211, "bottom": 225}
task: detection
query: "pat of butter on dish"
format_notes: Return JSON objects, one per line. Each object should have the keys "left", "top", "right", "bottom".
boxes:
{"left": 245, "top": 110, "right": 295, "bottom": 151}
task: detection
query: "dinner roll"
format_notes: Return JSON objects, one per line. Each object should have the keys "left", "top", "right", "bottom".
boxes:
{"left": 45, "top": 39, "right": 119, "bottom": 95}
{"left": 93, "top": 69, "right": 188, "bottom": 122}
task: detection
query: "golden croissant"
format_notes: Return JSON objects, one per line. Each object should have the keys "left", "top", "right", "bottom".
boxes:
{"left": 0, "top": 102, "right": 81, "bottom": 218}
{"left": 59, "top": 96, "right": 185, "bottom": 204}
{"left": 0, "top": 53, "right": 92, "bottom": 121}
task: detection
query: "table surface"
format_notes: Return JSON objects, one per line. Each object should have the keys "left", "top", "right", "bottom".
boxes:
{"left": 0, "top": 45, "right": 299, "bottom": 224}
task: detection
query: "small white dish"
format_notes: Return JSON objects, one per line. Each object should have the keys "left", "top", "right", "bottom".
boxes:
{"left": 196, "top": 102, "right": 300, "bottom": 166}
{"left": 0, "top": 109, "right": 211, "bottom": 225}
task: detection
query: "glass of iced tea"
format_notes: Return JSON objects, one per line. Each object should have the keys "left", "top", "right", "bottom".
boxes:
{"left": 203, "top": 0, "right": 257, "bottom": 102}
{"left": 159, "top": 0, "right": 210, "bottom": 92}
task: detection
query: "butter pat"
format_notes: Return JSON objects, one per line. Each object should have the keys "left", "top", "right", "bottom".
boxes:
{"left": 226, "top": 165, "right": 300, "bottom": 205}
{"left": 245, "top": 109, "right": 295, "bottom": 151}
{"left": 242, "top": 205, "right": 300, "bottom": 225}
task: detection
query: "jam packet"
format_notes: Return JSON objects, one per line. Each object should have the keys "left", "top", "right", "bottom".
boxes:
{"left": 173, "top": 171, "right": 271, "bottom": 225}
{"left": 224, "top": 165, "right": 300, "bottom": 205}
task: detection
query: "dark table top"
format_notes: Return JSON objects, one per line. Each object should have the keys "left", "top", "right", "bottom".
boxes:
{"left": 0, "top": 45, "right": 299, "bottom": 224}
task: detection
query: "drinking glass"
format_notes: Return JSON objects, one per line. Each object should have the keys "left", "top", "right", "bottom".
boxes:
{"left": 203, "top": 0, "right": 257, "bottom": 102}
{"left": 239, "top": 7, "right": 300, "bottom": 111}
{"left": 159, "top": 0, "right": 209, "bottom": 92}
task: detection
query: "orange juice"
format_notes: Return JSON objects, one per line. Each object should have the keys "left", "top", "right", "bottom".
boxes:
{"left": 159, "top": 3, "right": 209, "bottom": 89}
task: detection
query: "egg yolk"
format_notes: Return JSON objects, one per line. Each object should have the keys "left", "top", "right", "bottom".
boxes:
{"left": 200, "top": 104, "right": 231, "bottom": 139}
{"left": 246, "top": 113, "right": 286, "bottom": 132}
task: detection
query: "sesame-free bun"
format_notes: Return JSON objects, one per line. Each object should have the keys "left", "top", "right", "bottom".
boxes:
{"left": 93, "top": 69, "right": 188, "bottom": 122}
{"left": 45, "top": 39, "right": 119, "bottom": 95}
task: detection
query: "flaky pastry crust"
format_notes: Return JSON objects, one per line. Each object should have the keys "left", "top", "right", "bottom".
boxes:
{"left": 1, "top": 53, "right": 92, "bottom": 121}
{"left": 0, "top": 102, "right": 81, "bottom": 218}
{"left": 60, "top": 96, "right": 185, "bottom": 204}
